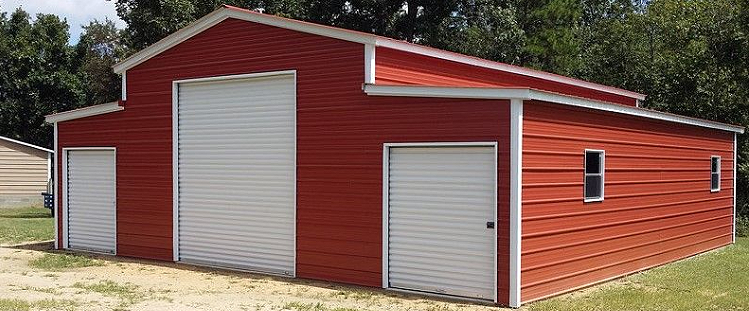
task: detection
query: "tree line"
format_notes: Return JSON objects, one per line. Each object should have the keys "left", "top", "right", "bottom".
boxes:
{"left": 0, "top": 0, "right": 747, "bottom": 220}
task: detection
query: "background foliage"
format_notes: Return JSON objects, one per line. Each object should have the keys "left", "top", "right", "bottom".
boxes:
{"left": 0, "top": 0, "right": 747, "bottom": 224}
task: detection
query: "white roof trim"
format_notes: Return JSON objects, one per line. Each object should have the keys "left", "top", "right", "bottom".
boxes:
{"left": 112, "top": 6, "right": 375, "bottom": 74}
{"left": 111, "top": 6, "right": 644, "bottom": 101}
{"left": 0, "top": 135, "right": 53, "bottom": 153}
{"left": 45, "top": 101, "right": 124, "bottom": 123}
{"left": 363, "top": 84, "right": 744, "bottom": 133}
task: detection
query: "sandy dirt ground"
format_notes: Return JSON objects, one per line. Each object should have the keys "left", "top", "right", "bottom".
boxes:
{"left": 0, "top": 243, "right": 511, "bottom": 311}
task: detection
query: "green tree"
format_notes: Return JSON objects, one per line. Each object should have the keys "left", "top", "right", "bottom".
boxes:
{"left": 0, "top": 8, "right": 82, "bottom": 148}
{"left": 74, "top": 19, "right": 129, "bottom": 105}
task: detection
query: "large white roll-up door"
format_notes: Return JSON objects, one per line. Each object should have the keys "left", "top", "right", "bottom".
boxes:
{"left": 66, "top": 149, "right": 116, "bottom": 254}
{"left": 177, "top": 73, "right": 295, "bottom": 276}
{"left": 386, "top": 146, "right": 496, "bottom": 300}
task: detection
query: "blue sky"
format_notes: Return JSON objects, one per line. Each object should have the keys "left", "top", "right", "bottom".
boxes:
{"left": 0, "top": 0, "right": 126, "bottom": 44}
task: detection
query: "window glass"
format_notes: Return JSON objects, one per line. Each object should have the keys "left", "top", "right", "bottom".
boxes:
{"left": 585, "top": 152, "right": 601, "bottom": 174}
{"left": 585, "top": 175, "right": 602, "bottom": 198}
{"left": 711, "top": 157, "right": 719, "bottom": 173}
{"left": 584, "top": 150, "right": 604, "bottom": 201}
{"left": 711, "top": 156, "right": 720, "bottom": 191}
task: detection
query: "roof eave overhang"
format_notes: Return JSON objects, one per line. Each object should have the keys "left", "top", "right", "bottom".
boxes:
{"left": 45, "top": 102, "right": 124, "bottom": 124}
{"left": 363, "top": 84, "right": 744, "bottom": 134}
{"left": 0, "top": 136, "right": 54, "bottom": 153}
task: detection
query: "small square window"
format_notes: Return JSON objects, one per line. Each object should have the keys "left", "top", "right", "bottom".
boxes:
{"left": 584, "top": 150, "right": 605, "bottom": 202}
{"left": 711, "top": 156, "right": 720, "bottom": 192}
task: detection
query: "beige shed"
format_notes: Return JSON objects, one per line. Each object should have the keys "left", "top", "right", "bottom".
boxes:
{"left": 0, "top": 136, "right": 53, "bottom": 208}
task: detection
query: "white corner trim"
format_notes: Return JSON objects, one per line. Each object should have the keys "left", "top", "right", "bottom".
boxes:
{"left": 363, "top": 84, "right": 745, "bottom": 134}
{"left": 509, "top": 99, "right": 523, "bottom": 307}
{"left": 45, "top": 102, "right": 124, "bottom": 124}
{"left": 373, "top": 38, "right": 646, "bottom": 101}
{"left": 121, "top": 71, "right": 127, "bottom": 101}
{"left": 733, "top": 133, "right": 737, "bottom": 243}
{"left": 53, "top": 123, "right": 58, "bottom": 249}
{"left": 364, "top": 44, "right": 376, "bottom": 84}
{"left": 0, "top": 136, "right": 53, "bottom": 153}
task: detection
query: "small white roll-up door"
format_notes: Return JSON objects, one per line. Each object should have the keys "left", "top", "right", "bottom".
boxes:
{"left": 177, "top": 74, "right": 295, "bottom": 276}
{"left": 387, "top": 146, "right": 496, "bottom": 300}
{"left": 66, "top": 149, "right": 116, "bottom": 254}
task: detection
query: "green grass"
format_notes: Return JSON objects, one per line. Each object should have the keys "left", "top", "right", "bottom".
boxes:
{"left": 73, "top": 280, "right": 144, "bottom": 306}
{"left": 0, "top": 206, "right": 53, "bottom": 245}
{"left": 528, "top": 237, "right": 749, "bottom": 311}
{"left": 0, "top": 298, "right": 78, "bottom": 311}
{"left": 28, "top": 253, "right": 104, "bottom": 271}
{"left": 282, "top": 302, "right": 363, "bottom": 311}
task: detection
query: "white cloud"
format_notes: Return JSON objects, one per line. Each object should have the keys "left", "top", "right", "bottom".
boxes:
{"left": 0, "top": 0, "right": 126, "bottom": 44}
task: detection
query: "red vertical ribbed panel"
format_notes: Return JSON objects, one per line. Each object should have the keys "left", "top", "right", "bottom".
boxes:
{"left": 521, "top": 101, "right": 734, "bottom": 302}
{"left": 55, "top": 18, "right": 512, "bottom": 304}
{"left": 375, "top": 47, "right": 639, "bottom": 107}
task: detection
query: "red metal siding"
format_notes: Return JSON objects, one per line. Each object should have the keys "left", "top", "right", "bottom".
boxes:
{"left": 375, "top": 47, "right": 639, "bottom": 107}
{"left": 56, "top": 18, "right": 511, "bottom": 304}
{"left": 521, "top": 101, "right": 734, "bottom": 302}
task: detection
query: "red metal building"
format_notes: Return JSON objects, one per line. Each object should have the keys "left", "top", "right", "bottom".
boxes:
{"left": 45, "top": 5, "right": 743, "bottom": 307}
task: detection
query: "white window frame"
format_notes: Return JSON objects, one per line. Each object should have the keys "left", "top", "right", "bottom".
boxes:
{"left": 711, "top": 155, "right": 721, "bottom": 192}
{"left": 584, "top": 149, "right": 605, "bottom": 202}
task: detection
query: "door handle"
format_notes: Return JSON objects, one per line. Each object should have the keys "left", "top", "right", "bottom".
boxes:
{"left": 486, "top": 221, "right": 495, "bottom": 229}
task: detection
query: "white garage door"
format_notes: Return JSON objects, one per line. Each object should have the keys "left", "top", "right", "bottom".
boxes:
{"left": 387, "top": 146, "right": 496, "bottom": 300}
{"left": 66, "top": 149, "right": 116, "bottom": 254}
{"left": 177, "top": 73, "right": 295, "bottom": 276}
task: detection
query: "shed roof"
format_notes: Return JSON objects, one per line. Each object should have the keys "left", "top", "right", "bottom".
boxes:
{"left": 0, "top": 135, "right": 53, "bottom": 153}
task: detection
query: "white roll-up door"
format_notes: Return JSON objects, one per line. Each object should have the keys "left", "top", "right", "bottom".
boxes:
{"left": 386, "top": 146, "right": 496, "bottom": 300}
{"left": 177, "top": 73, "right": 295, "bottom": 276}
{"left": 66, "top": 149, "right": 116, "bottom": 254}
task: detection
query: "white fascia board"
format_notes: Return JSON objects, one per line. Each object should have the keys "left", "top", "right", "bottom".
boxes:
{"left": 113, "top": 7, "right": 376, "bottom": 74}
{"left": 364, "top": 84, "right": 531, "bottom": 100}
{"left": 363, "top": 84, "right": 745, "bottom": 134}
{"left": 0, "top": 135, "right": 53, "bottom": 153}
{"left": 45, "top": 102, "right": 124, "bottom": 124}
{"left": 374, "top": 38, "right": 647, "bottom": 101}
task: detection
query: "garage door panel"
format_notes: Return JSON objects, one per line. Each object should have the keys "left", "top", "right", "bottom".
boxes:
{"left": 388, "top": 146, "right": 495, "bottom": 301}
{"left": 66, "top": 149, "right": 116, "bottom": 254}
{"left": 177, "top": 74, "right": 295, "bottom": 276}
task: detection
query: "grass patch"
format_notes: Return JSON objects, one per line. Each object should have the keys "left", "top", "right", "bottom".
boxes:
{"left": 73, "top": 280, "right": 144, "bottom": 306}
{"left": 28, "top": 253, "right": 104, "bottom": 271}
{"left": 0, "top": 299, "right": 29, "bottom": 311}
{"left": 0, "top": 298, "right": 78, "bottom": 311}
{"left": 282, "top": 302, "right": 363, "bottom": 311}
{"left": 528, "top": 237, "right": 749, "bottom": 311}
{"left": 0, "top": 207, "right": 53, "bottom": 245}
